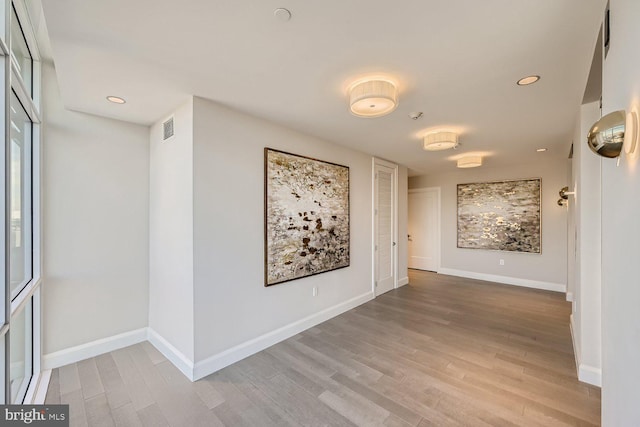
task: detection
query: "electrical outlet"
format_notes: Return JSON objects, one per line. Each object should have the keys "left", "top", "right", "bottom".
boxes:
{"left": 499, "top": 259, "right": 505, "bottom": 266}
{"left": 312, "top": 286, "right": 318, "bottom": 297}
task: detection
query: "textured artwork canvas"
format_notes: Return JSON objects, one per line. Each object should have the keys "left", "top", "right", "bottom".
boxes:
{"left": 264, "top": 148, "right": 350, "bottom": 286}
{"left": 457, "top": 179, "right": 541, "bottom": 253}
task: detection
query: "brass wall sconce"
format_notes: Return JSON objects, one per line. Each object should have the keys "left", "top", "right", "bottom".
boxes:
{"left": 587, "top": 110, "right": 631, "bottom": 158}
{"left": 559, "top": 186, "right": 575, "bottom": 199}
{"left": 558, "top": 186, "right": 575, "bottom": 208}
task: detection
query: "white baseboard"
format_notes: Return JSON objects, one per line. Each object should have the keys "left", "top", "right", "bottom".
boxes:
{"left": 192, "top": 291, "right": 374, "bottom": 381}
{"left": 41, "top": 292, "right": 374, "bottom": 383}
{"left": 570, "top": 314, "right": 602, "bottom": 387}
{"left": 566, "top": 292, "right": 574, "bottom": 302}
{"left": 570, "top": 314, "right": 580, "bottom": 371}
{"left": 42, "top": 328, "right": 147, "bottom": 370}
{"left": 438, "top": 268, "right": 566, "bottom": 293}
{"left": 397, "top": 277, "right": 409, "bottom": 287}
{"left": 147, "top": 328, "right": 195, "bottom": 381}
{"left": 578, "top": 364, "right": 602, "bottom": 387}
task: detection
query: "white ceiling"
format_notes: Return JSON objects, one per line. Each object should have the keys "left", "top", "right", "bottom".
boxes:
{"left": 40, "top": 0, "right": 605, "bottom": 175}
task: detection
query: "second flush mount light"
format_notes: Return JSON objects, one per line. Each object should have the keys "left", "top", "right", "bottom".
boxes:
{"left": 423, "top": 132, "right": 458, "bottom": 151}
{"left": 457, "top": 155, "right": 482, "bottom": 168}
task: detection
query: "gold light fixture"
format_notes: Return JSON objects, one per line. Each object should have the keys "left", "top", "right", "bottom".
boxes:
{"left": 423, "top": 132, "right": 458, "bottom": 151}
{"left": 558, "top": 186, "right": 575, "bottom": 207}
{"left": 624, "top": 110, "right": 639, "bottom": 157}
{"left": 587, "top": 110, "right": 626, "bottom": 158}
{"left": 457, "top": 155, "right": 482, "bottom": 168}
{"left": 349, "top": 79, "right": 398, "bottom": 118}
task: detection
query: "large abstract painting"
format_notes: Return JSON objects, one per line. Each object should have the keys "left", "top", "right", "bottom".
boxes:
{"left": 264, "top": 148, "right": 350, "bottom": 286}
{"left": 457, "top": 179, "right": 541, "bottom": 253}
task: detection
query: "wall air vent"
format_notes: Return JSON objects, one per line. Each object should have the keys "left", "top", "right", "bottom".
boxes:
{"left": 163, "top": 117, "right": 174, "bottom": 141}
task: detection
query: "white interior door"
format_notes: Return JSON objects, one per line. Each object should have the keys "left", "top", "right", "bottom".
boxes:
{"left": 374, "top": 162, "right": 396, "bottom": 295}
{"left": 408, "top": 188, "right": 440, "bottom": 272}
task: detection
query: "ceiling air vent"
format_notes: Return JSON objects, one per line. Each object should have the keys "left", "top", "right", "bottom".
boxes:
{"left": 163, "top": 117, "right": 174, "bottom": 141}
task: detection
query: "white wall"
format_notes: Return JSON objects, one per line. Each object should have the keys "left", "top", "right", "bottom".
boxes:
{"left": 409, "top": 158, "right": 568, "bottom": 291}
{"left": 397, "top": 167, "right": 409, "bottom": 284}
{"left": 149, "top": 100, "right": 195, "bottom": 363}
{"left": 570, "top": 101, "right": 602, "bottom": 386}
{"left": 42, "top": 62, "right": 149, "bottom": 355}
{"left": 600, "top": 0, "right": 640, "bottom": 423}
{"left": 190, "top": 96, "right": 376, "bottom": 367}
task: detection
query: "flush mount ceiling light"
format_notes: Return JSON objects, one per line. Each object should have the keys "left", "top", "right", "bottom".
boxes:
{"left": 106, "top": 96, "right": 126, "bottom": 104}
{"left": 517, "top": 75, "right": 540, "bottom": 86}
{"left": 423, "top": 132, "right": 458, "bottom": 151}
{"left": 536, "top": 148, "right": 547, "bottom": 152}
{"left": 349, "top": 79, "right": 398, "bottom": 118}
{"left": 457, "top": 155, "right": 482, "bottom": 168}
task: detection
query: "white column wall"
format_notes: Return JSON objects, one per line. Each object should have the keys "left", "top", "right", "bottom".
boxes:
{"left": 148, "top": 99, "right": 195, "bottom": 364}
{"left": 600, "top": 0, "right": 640, "bottom": 424}
{"left": 570, "top": 101, "right": 602, "bottom": 385}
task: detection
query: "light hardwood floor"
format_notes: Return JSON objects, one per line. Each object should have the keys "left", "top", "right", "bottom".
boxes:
{"left": 45, "top": 270, "right": 601, "bottom": 426}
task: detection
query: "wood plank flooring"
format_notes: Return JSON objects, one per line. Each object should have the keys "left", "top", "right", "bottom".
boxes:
{"left": 45, "top": 270, "right": 601, "bottom": 426}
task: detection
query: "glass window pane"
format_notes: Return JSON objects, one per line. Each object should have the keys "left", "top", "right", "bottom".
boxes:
{"left": 9, "top": 91, "right": 32, "bottom": 298}
{"left": 10, "top": 300, "right": 32, "bottom": 403}
{"left": 10, "top": 5, "right": 32, "bottom": 95}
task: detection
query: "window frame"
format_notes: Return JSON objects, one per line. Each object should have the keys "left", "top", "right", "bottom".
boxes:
{"left": 1, "top": 0, "right": 41, "bottom": 404}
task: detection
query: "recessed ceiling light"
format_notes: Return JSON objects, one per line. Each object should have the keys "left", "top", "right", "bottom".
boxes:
{"left": 106, "top": 96, "right": 126, "bottom": 104}
{"left": 536, "top": 148, "right": 547, "bottom": 152}
{"left": 274, "top": 8, "right": 291, "bottom": 22}
{"left": 517, "top": 75, "right": 540, "bottom": 86}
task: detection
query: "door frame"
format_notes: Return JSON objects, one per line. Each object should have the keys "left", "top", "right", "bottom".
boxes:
{"left": 372, "top": 158, "right": 398, "bottom": 296}
{"left": 408, "top": 187, "right": 441, "bottom": 273}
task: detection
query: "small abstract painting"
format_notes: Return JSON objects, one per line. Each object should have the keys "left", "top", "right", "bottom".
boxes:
{"left": 264, "top": 148, "right": 350, "bottom": 286}
{"left": 457, "top": 179, "right": 541, "bottom": 253}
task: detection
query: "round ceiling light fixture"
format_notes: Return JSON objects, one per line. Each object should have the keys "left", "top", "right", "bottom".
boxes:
{"left": 349, "top": 79, "right": 398, "bottom": 118}
{"left": 423, "top": 132, "right": 458, "bottom": 151}
{"left": 457, "top": 155, "right": 482, "bottom": 168}
{"left": 536, "top": 148, "right": 547, "bottom": 152}
{"left": 517, "top": 75, "right": 540, "bottom": 86}
{"left": 274, "top": 8, "right": 291, "bottom": 22}
{"left": 106, "top": 96, "right": 126, "bottom": 104}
